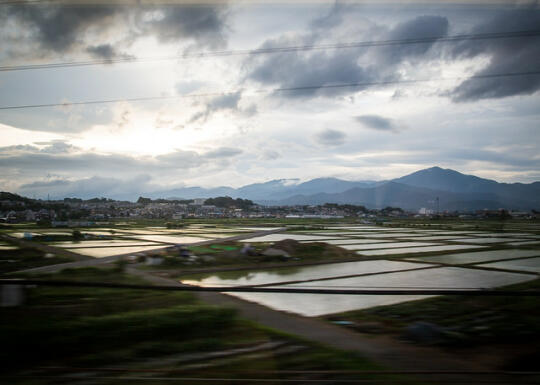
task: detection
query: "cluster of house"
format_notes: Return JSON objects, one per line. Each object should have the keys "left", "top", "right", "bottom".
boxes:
{"left": 2, "top": 195, "right": 538, "bottom": 223}
{"left": 1, "top": 197, "right": 355, "bottom": 222}
{"left": 0, "top": 208, "right": 56, "bottom": 223}
{"left": 139, "top": 242, "right": 292, "bottom": 267}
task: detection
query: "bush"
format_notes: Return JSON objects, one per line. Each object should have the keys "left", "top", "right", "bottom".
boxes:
{"left": 1, "top": 306, "right": 237, "bottom": 367}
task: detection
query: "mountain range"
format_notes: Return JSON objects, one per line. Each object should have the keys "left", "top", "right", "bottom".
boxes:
{"left": 150, "top": 167, "right": 539, "bottom": 211}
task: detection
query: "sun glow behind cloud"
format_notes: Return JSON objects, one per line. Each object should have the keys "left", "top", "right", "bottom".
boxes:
{"left": 0, "top": 2, "right": 539, "bottom": 198}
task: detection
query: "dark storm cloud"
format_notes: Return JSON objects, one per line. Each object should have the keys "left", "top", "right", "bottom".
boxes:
{"left": 310, "top": 1, "right": 348, "bottom": 31}
{"left": 148, "top": 5, "right": 228, "bottom": 49}
{"left": 5, "top": 5, "right": 121, "bottom": 53}
{"left": 189, "top": 92, "right": 240, "bottom": 123}
{"left": 245, "top": 7, "right": 539, "bottom": 102}
{"left": 356, "top": 115, "right": 400, "bottom": 132}
{"left": 86, "top": 44, "right": 119, "bottom": 60}
{"left": 449, "top": 7, "right": 540, "bottom": 101}
{"left": 188, "top": 92, "right": 256, "bottom": 123}
{"left": 244, "top": 14, "right": 449, "bottom": 99}
{"left": 376, "top": 15, "right": 448, "bottom": 62}
{"left": 250, "top": 49, "right": 379, "bottom": 98}
{"left": 1, "top": 4, "right": 229, "bottom": 61}
{"left": 208, "top": 92, "right": 241, "bottom": 110}
{"left": 316, "top": 128, "right": 346, "bottom": 146}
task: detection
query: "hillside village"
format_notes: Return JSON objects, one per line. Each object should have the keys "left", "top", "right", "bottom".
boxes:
{"left": 1, "top": 191, "right": 537, "bottom": 226}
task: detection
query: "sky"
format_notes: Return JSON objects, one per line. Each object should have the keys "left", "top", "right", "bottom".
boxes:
{"left": 0, "top": 0, "right": 539, "bottom": 199}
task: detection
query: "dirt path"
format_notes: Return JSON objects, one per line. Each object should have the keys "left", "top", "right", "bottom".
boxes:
{"left": 127, "top": 267, "right": 487, "bottom": 375}
{"left": 11, "top": 228, "right": 535, "bottom": 383}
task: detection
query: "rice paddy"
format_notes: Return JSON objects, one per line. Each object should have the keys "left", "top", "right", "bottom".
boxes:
{"left": 4, "top": 220, "right": 540, "bottom": 317}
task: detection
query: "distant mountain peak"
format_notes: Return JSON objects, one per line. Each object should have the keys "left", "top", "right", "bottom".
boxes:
{"left": 412, "top": 166, "right": 458, "bottom": 175}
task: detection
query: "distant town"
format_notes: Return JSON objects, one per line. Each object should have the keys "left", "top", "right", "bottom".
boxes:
{"left": 1, "top": 191, "right": 538, "bottom": 226}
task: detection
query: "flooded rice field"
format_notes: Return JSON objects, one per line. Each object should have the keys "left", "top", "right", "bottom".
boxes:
{"left": 355, "top": 244, "right": 486, "bottom": 256}
{"left": 244, "top": 234, "right": 341, "bottom": 242}
{"left": 50, "top": 240, "right": 161, "bottom": 248}
{"left": 408, "top": 249, "right": 540, "bottom": 264}
{"left": 454, "top": 237, "right": 530, "bottom": 244}
{"left": 182, "top": 260, "right": 431, "bottom": 287}
{"left": 69, "top": 245, "right": 164, "bottom": 257}
{"left": 477, "top": 257, "right": 540, "bottom": 273}
{"left": 129, "top": 235, "right": 211, "bottom": 244}
{"left": 340, "top": 242, "right": 440, "bottom": 250}
{"left": 4, "top": 223, "right": 539, "bottom": 317}
{"left": 184, "top": 265, "right": 534, "bottom": 317}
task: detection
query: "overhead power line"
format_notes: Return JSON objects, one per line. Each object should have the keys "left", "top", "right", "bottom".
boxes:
{"left": 0, "top": 0, "right": 52, "bottom": 4}
{"left": 1, "top": 279, "right": 540, "bottom": 296}
{"left": 32, "top": 367, "right": 540, "bottom": 376}
{"left": 0, "top": 70, "right": 539, "bottom": 111}
{"left": 0, "top": 29, "right": 539, "bottom": 72}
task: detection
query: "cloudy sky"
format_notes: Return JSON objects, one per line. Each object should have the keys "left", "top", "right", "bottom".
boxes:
{"left": 0, "top": 0, "right": 539, "bottom": 199}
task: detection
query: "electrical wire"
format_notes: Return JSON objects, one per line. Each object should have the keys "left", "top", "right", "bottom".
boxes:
{"left": 1, "top": 69, "right": 539, "bottom": 111}
{"left": 0, "top": 30, "right": 539, "bottom": 72}
{"left": 1, "top": 279, "right": 539, "bottom": 296}
{"left": 0, "top": 0, "right": 54, "bottom": 4}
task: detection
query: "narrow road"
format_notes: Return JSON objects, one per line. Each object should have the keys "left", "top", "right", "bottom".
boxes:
{"left": 127, "top": 267, "right": 486, "bottom": 375}
{"left": 10, "top": 227, "right": 530, "bottom": 383}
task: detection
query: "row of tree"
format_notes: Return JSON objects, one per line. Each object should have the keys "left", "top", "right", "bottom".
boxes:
{"left": 204, "top": 197, "right": 254, "bottom": 210}
{"left": 136, "top": 197, "right": 193, "bottom": 204}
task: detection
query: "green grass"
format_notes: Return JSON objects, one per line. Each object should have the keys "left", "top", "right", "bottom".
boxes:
{"left": 0, "top": 246, "right": 74, "bottom": 274}
{"left": 1, "top": 305, "right": 237, "bottom": 365}
{"left": 147, "top": 239, "right": 361, "bottom": 272}
{"left": 1, "top": 267, "right": 236, "bottom": 370}
{"left": 2, "top": 267, "right": 389, "bottom": 384}
{"left": 188, "top": 244, "right": 240, "bottom": 254}
{"left": 209, "top": 244, "right": 239, "bottom": 251}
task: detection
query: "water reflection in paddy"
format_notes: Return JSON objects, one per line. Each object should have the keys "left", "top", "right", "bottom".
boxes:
{"left": 340, "top": 242, "right": 440, "bottom": 250}
{"left": 356, "top": 244, "right": 486, "bottom": 256}
{"left": 245, "top": 234, "right": 341, "bottom": 242}
{"left": 191, "top": 267, "right": 533, "bottom": 317}
{"left": 396, "top": 235, "right": 467, "bottom": 241}
{"left": 477, "top": 257, "right": 540, "bottom": 273}
{"left": 455, "top": 237, "right": 528, "bottom": 244}
{"left": 300, "top": 231, "right": 379, "bottom": 236}
{"left": 507, "top": 240, "right": 540, "bottom": 246}
{"left": 351, "top": 233, "right": 430, "bottom": 238}
{"left": 51, "top": 240, "right": 161, "bottom": 248}
{"left": 131, "top": 235, "right": 212, "bottom": 244}
{"left": 466, "top": 232, "right": 535, "bottom": 237}
{"left": 181, "top": 260, "right": 429, "bottom": 287}
{"left": 69, "top": 245, "right": 165, "bottom": 257}
{"left": 408, "top": 249, "right": 540, "bottom": 264}
{"left": 303, "top": 239, "right": 393, "bottom": 245}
